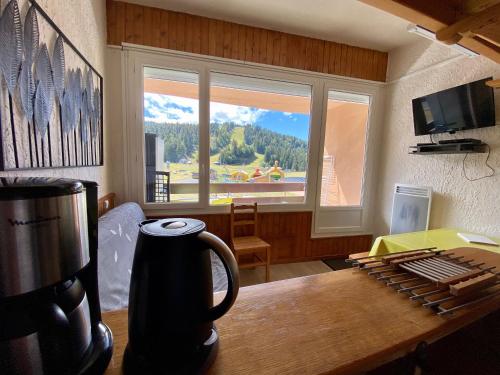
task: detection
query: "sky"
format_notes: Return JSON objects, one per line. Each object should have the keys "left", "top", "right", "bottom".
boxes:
{"left": 144, "top": 93, "right": 310, "bottom": 141}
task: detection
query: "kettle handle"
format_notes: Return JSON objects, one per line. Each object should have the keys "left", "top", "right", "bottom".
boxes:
{"left": 198, "top": 231, "right": 240, "bottom": 321}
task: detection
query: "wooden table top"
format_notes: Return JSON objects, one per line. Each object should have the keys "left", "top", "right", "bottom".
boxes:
{"left": 103, "top": 248, "right": 500, "bottom": 375}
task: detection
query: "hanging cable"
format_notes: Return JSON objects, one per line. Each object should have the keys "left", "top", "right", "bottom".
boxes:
{"left": 462, "top": 144, "right": 495, "bottom": 181}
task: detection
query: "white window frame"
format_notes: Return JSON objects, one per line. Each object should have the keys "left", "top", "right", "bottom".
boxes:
{"left": 312, "top": 82, "right": 380, "bottom": 236}
{"left": 122, "top": 44, "right": 383, "bottom": 235}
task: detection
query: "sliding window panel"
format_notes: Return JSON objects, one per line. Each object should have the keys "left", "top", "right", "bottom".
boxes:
{"left": 143, "top": 67, "right": 201, "bottom": 204}
{"left": 314, "top": 90, "right": 371, "bottom": 234}
{"left": 320, "top": 91, "right": 370, "bottom": 207}
{"left": 209, "top": 73, "right": 312, "bottom": 206}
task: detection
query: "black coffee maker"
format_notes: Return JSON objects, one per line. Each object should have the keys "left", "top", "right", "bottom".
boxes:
{"left": 0, "top": 178, "right": 113, "bottom": 374}
{"left": 124, "top": 218, "right": 239, "bottom": 374}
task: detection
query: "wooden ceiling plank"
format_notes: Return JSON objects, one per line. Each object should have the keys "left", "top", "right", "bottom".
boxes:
{"left": 462, "top": 0, "right": 500, "bottom": 14}
{"left": 435, "top": 2, "right": 500, "bottom": 44}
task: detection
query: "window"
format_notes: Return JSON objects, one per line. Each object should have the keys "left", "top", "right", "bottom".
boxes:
{"left": 319, "top": 91, "right": 369, "bottom": 207}
{"left": 126, "top": 50, "right": 379, "bottom": 234}
{"left": 209, "top": 73, "right": 312, "bottom": 205}
{"left": 143, "top": 67, "right": 200, "bottom": 203}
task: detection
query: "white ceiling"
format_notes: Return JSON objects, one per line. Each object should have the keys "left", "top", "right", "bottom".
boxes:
{"left": 123, "top": 0, "right": 420, "bottom": 52}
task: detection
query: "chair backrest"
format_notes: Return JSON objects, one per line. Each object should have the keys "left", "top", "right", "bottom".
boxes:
{"left": 230, "top": 203, "right": 258, "bottom": 242}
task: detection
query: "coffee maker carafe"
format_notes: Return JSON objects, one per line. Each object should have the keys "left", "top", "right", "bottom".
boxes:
{"left": 124, "top": 218, "right": 240, "bottom": 374}
{"left": 0, "top": 178, "right": 113, "bottom": 374}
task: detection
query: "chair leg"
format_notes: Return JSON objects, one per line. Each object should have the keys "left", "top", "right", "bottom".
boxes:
{"left": 265, "top": 247, "right": 271, "bottom": 282}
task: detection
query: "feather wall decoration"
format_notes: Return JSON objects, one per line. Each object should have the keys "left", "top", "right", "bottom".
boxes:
{"left": 0, "top": 0, "right": 103, "bottom": 170}
{"left": 92, "top": 87, "right": 100, "bottom": 138}
{"left": 52, "top": 35, "right": 65, "bottom": 164}
{"left": 0, "top": 0, "right": 23, "bottom": 96}
{"left": 19, "top": 61, "right": 35, "bottom": 123}
{"left": 61, "top": 90, "right": 73, "bottom": 133}
{"left": 20, "top": 4, "right": 38, "bottom": 124}
{"left": 52, "top": 36, "right": 65, "bottom": 102}
{"left": 23, "top": 5, "right": 39, "bottom": 65}
{"left": 34, "top": 44, "right": 54, "bottom": 137}
{"left": 19, "top": 5, "right": 40, "bottom": 167}
{"left": 0, "top": 0, "right": 22, "bottom": 168}
{"left": 85, "top": 68, "right": 93, "bottom": 109}
{"left": 81, "top": 90, "right": 89, "bottom": 144}
{"left": 73, "top": 67, "right": 82, "bottom": 123}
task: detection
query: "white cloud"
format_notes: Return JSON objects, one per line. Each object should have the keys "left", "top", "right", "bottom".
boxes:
{"left": 144, "top": 93, "right": 268, "bottom": 125}
{"left": 144, "top": 93, "right": 199, "bottom": 124}
{"left": 210, "top": 101, "right": 267, "bottom": 125}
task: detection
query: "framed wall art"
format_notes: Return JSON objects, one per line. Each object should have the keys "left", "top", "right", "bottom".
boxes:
{"left": 0, "top": 0, "right": 103, "bottom": 170}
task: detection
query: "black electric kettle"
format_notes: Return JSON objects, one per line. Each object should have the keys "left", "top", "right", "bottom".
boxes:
{"left": 123, "top": 218, "right": 239, "bottom": 374}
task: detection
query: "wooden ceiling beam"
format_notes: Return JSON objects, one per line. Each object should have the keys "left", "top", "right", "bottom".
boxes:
{"left": 435, "top": 2, "right": 500, "bottom": 44}
{"left": 360, "top": 0, "right": 448, "bottom": 31}
{"left": 486, "top": 79, "right": 500, "bottom": 88}
{"left": 461, "top": 0, "right": 500, "bottom": 14}
{"left": 360, "top": 0, "right": 500, "bottom": 63}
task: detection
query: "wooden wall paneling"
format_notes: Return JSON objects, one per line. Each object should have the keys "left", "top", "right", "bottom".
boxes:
{"left": 208, "top": 19, "right": 217, "bottom": 56}
{"left": 215, "top": 20, "right": 224, "bottom": 57}
{"left": 106, "top": 0, "right": 117, "bottom": 45}
{"left": 258, "top": 29, "right": 268, "bottom": 64}
{"left": 159, "top": 10, "right": 169, "bottom": 49}
{"left": 251, "top": 27, "right": 260, "bottom": 62}
{"left": 346, "top": 46, "right": 354, "bottom": 77}
{"left": 377, "top": 52, "right": 388, "bottom": 81}
{"left": 185, "top": 14, "right": 194, "bottom": 53}
{"left": 223, "top": 22, "right": 232, "bottom": 58}
{"left": 304, "top": 38, "right": 313, "bottom": 70}
{"left": 244, "top": 26, "right": 253, "bottom": 61}
{"left": 322, "top": 41, "right": 331, "bottom": 74}
{"left": 237, "top": 24, "right": 246, "bottom": 61}
{"left": 177, "top": 13, "right": 186, "bottom": 51}
{"left": 285, "top": 34, "right": 296, "bottom": 68}
{"left": 124, "top": 3, "right": 135, "bottom": 43}
{"left": 192, "top": 15, "right": 201, "bottom": 54}
{"left": 148, "top": 211, "right": 372, "bottom": 263}
{"left": 150, "top": 7, "right": 161, "bottom": 48}
{"left": 107, "top": 1, "right": 388, "bottom": 81}
{"left": 142, "top": 6, "right": 153, "bottom": 47}
{"left": 200, "top": 17, "right": 210, "bottom": 55}
{"left": 326, "top": 42, "right": 334, "bottom": 74}
{"left": 168, "top": 12, "right": 177, "bottom": 50}
{"left": 229, "top": 23, "right": 239, "bottom": 60}
{"left": 133, "top": 3, "right": 144, "bottom": 45}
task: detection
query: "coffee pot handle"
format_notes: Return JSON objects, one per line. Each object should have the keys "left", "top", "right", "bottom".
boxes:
{"left": 198, "top": 231, "right": 240, "bottom": 321}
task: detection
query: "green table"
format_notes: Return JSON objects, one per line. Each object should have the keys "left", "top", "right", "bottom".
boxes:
{"left": 369, "top": 228, "right": 500, "bottom": 256}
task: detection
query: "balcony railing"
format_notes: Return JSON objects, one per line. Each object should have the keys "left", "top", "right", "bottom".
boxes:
{"left": 149, "top": 171, "right": 305, "bottom": 203}
{"left": 170, "top": 182, "right": 305, "bottom": 194}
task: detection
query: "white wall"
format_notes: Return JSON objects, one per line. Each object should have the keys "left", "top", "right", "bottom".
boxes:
{"left": 0, "top": 0, "right": 111, "bottom": 196}
{"left": 375, "top": 39, "right": 500, "bottom": 237}
{"left": 105, "top": 47, "right": 127, "bottom": 201}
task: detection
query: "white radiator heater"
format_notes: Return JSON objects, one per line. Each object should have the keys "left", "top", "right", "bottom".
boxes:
{"left": 390, "top": 184, "right": 432, "bottom": 235}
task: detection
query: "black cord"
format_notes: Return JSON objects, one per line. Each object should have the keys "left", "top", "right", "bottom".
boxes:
{"left": 462, "top": 144, "right": 495, "bottom": 181}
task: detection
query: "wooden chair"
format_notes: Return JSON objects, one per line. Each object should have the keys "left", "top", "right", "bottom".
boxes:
{"left": 230, "top": 203, "right": 271, "bottom": 282}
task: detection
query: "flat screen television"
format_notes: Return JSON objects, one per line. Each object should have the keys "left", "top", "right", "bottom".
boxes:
{"left": 412, "top": 77, "right": 496, "bottom": 136}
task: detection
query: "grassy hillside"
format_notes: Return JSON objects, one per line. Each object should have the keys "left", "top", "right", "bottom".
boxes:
{"left": 145, "top": 122, "right": 307, "bottom": 183}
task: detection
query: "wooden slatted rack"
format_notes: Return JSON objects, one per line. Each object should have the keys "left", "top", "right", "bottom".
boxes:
{"left": 346, "top": 248, "right": 500, "bottom": 316}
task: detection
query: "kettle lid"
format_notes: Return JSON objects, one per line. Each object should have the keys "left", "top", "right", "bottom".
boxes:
{"left": 139, "top": 218, "right": 206, "bottom": 237}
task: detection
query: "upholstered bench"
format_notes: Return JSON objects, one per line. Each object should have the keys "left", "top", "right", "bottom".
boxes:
{"left": 97, "top": 202, "right": 228, "bottom": 311}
